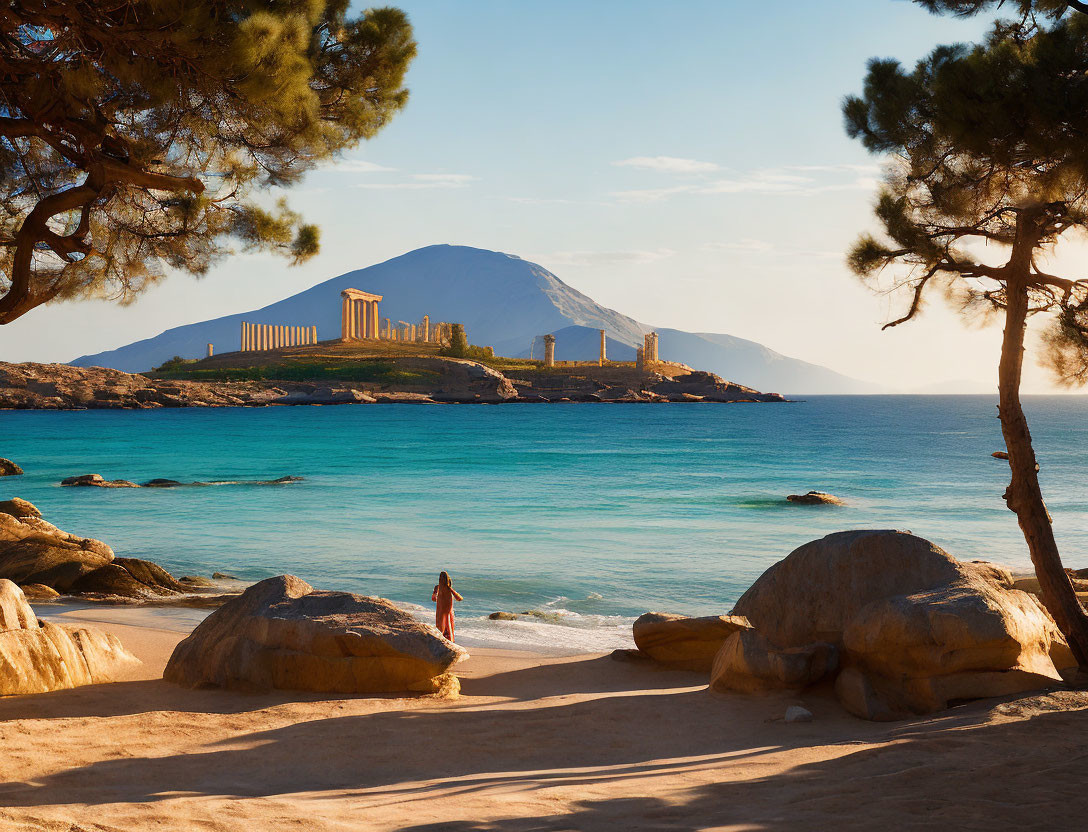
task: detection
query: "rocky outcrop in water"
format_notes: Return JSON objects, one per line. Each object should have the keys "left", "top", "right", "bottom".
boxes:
{"left": 61, "top": 474, "right": 140, "bottom": 488}
{"left": 0, "top": 458, "right": 23, "bottom": 476}
{"left": 786, "top": 491, "right": 845, "bottom": 506}
{"left": 60, "top": 474, "right": 303, "bottom": 489}
{"left": 0, "top": 579, "right": 140, "bottom": 695}
{"left": 164, "top": 575, "right": 467, "bottom": 695}
{"left": 0, "top": 500, "right": 187, "bottom": 599}
{"left": 712, "top": 530, "right": 1076, "bottom": 720}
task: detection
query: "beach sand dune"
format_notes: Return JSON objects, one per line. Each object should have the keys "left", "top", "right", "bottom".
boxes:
{"left": 1, "top": 610, "right": 1086, "bottom": 831}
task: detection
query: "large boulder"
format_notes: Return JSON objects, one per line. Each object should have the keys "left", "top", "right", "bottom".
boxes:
{"left": 0, "top": 459, "right": 23, "bottom": 476}
{"left": 0, "top": 579, "right": 140, "bottom": 695}
{"left": 718, "top": 530, "right": 1076, "bottom": 719}
{"left": 69, "top": 558, "right": 185, "bottom": 598}
{"left": 0, "top": 502, "right": 183, "bottom": 598}
{"left": 0, "top": 504, "right": 115, "bottom": 591}
{"left": 632, "top": 612, "right": 751, "bottom": 671}
{"left": 711, "top": 629, "right": 838, "bottom": 693}
{"left": 0, "top": 498, "right": 41, "bottom": 518}
{"left": 164, "top": 575, "right": 468, "bottom": 695}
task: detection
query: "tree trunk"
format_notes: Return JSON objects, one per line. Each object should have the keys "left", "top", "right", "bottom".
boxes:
{"left": 999, "top": 274, "right": 1088, "bottom": 670}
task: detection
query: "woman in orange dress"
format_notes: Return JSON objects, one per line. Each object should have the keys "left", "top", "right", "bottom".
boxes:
{"left": 431, "top": 571, "right": 463, "bottom": 642}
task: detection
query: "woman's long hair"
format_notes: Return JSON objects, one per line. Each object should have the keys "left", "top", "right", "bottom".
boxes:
{"left": 438, "top": 570, "right": 452, "bottom": 589}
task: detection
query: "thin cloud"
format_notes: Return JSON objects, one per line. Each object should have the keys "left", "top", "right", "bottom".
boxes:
{"left": 615, "top": 166, "right": 876, "bottom": 202}
{"left": 541, "top": 248, "right": 676, "bottom": 267}
{"left": 703, "top": 239, "right": 844, "bottom": 260}
{"left": 355, "top": 173, "right": 476, "bottom": 190}
{"left": 323, "top": 159, "right": 398, "bottom": 173}
{"left": 613, "top": 156, "right": 720, "bottom": 174}
{"left": 704, "top": 239, "right": 774, "bottom": 253}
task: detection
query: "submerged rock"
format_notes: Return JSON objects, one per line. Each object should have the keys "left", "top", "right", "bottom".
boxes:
{"left": 0, "top": 458, "right": 23, "bottom": 477}
{"left": 786, "top": 491, "right": 845, "bottom": 506}
{"left": 164, "top": 575, "right": 467, "bottom": 695}
{"left": 0, "top": 579, "right": 140, "bottom": 695}
{"left": 632, "top": 612, "right": 751, "bottom": 671}
{"left": 488, "top": 611, "right": 518, "bottom": 620}
{"left": 718, "top": 530, "right": 1076, "bottom": 720}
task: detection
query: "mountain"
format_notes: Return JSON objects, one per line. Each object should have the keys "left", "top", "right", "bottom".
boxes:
{"left": 71, "top": 244, "right": 873, "bottom": 393}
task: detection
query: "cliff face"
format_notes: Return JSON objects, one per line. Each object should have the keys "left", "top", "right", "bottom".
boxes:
{"left": 0, "top": 360, "right": 785, "bottom": 409}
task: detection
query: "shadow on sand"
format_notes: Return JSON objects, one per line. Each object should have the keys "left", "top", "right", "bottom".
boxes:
{"left": 1, "top": 657, "right": 1086, "bottom": 830}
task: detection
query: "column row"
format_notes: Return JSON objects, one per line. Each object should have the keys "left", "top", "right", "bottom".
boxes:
{"left": 341, "top": 297, "right": 382, "bottom": 340}
{"left": 240, "top": 323, "right": 319, "bottom": 351}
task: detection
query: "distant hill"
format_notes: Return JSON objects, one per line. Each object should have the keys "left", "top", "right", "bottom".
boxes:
{"left": 71, "top": 244, "right": 873, "bottom": 394}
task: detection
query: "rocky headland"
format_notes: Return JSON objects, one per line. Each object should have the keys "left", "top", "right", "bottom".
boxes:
{"left": 0, "top": 359, "right": 786, "bottom": 410}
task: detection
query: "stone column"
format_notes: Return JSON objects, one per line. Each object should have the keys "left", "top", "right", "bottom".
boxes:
{"left": 422, "top": 315, "right": 430, "bottom": 342}
{"left": 410, "top": 324, "right": 417, "bottom": 342}
{"left": 312, "top": 326, "right": 318, "bottom": 345}
{"left": 341, "top": 296, "right": 350, "bottom": 342}
{"left": 543, "top": 334, "right": 556, "bottom": 367}
{"left": 599, "top": 329, "right": 606, "bottom": 365}
{"left": 207, "top": 343, "right": 214, "bottom": 358}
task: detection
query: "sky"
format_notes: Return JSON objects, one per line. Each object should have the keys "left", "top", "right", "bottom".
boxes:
{"left": 3, "top": 0, "right": 1085, "bottom": 392}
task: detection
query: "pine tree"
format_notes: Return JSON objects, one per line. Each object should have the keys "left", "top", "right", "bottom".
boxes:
{"left": 844, "top": 12, "right": 1088, "bottom": 667}
{"left": 0, "top": 1, "right": 416, "bottom": 323}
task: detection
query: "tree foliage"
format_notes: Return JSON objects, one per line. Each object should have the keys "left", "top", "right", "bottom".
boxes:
{"left": 914, "top": 0, "right": 1088, "bottom": 19}
{"left": 0, "top": 1, "right": 416, "bottom": 323}
{"left": 843, "top": 14, "right": 1088, "bottom": 382}
{"left": 441, "top": 323, "right": 469, "bottom": 358}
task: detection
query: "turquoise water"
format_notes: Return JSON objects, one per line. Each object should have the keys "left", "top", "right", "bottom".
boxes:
{"left": 3, "top": 397, "right": 1088, "bottom": 652}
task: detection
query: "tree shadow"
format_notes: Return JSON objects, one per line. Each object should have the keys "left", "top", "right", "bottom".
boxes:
{"left": 457, "top": 654, "right": 709, "bottom": 700}
{"left": 392, "top": 702, "right": 1088, "bottom": 831}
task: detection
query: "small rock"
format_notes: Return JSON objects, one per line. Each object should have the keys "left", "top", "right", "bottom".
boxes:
{"left": 180, "top": 575, "right": 216, "bottom": 588}
{"left": 143, "top": 478, "right": 185, "bottom": 487}
{"left": 610, "top": 648, "right": 652, "bottom": 663}
{"left": 0, "top": 458, "right": 24, "bottom": 477}
{"left": 993, "top": 451, "right": 1010, "bottom": 460}
{"left": 785, "top": 705, "right": 814, "bottom": 723}
{"left": 786, "top": 491, "right": 845, "bottom": 506}
{"left": 488, "top": 611, "right": 518, "bottom": 620}
{"left": 0, "top": 498, "right": 41, "bottom": 518}
{"left": 211, "top": 571, "right": 238, "bottom": 581}
{"left": 19, "top": 583, "right": 60, "bottom": 600}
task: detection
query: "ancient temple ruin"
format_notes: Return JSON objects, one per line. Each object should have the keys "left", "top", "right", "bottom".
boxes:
{"left": 236, "top": 287, "right": 458, "bottom": 353}
{"left": 240, "top": 322, "right": 319, "bottom": 351}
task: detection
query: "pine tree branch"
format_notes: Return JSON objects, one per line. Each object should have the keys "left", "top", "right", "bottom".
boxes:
{"left": 882, "top": 267, "right": 938, "bottom": 329}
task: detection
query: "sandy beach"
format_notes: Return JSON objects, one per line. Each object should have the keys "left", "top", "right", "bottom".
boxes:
{"left": 0, "top": 608, "right": 1085, "bottom": 831}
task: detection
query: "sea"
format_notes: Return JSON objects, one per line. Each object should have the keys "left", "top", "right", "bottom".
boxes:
{"left": 4, "top": 396, "right": 1087, "bottom": 654}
